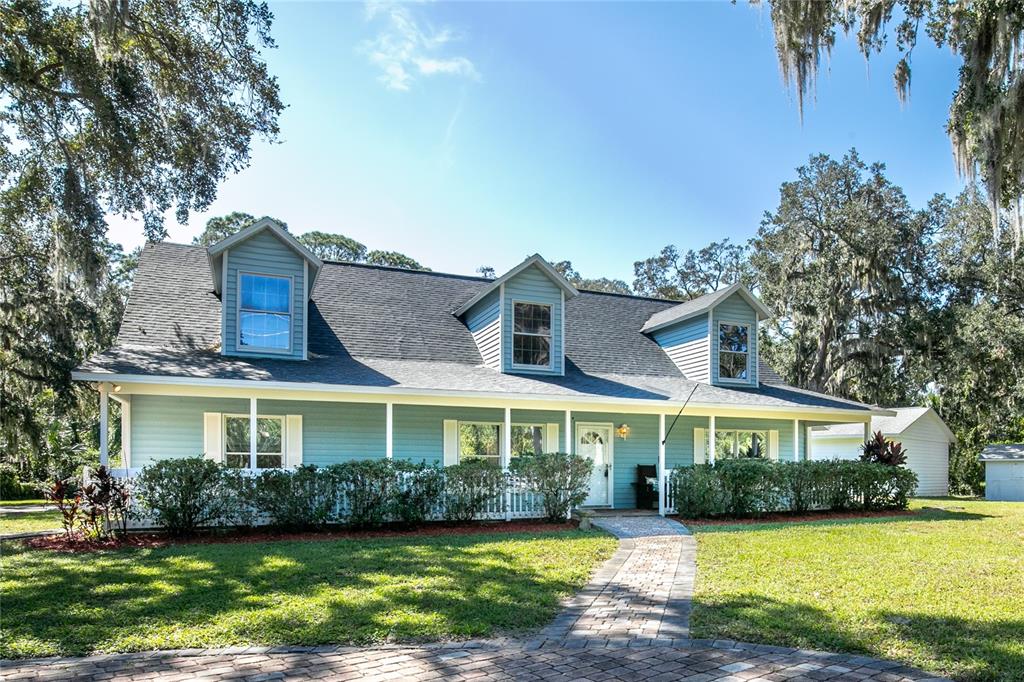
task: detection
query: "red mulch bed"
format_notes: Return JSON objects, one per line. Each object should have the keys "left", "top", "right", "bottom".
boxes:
{"left": 677, "top": 509, "right": 919, "bottom": 527}
{"left": 23, "top": 519, "right": 580, "bottom": 553}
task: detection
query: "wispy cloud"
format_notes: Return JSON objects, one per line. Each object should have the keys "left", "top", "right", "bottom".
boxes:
{"left": 361, "top": 2, "right": 480, "bottom": 92}
{"left": 439, "top": 87, "right": 467, "bottom": 170}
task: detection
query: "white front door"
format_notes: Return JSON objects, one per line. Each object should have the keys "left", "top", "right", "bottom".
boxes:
{"left": 577, "top": 423, "right": 613, "bottom": 507}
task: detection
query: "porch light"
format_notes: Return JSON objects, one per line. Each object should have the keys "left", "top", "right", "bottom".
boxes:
{"left": 112, "top": 384, "right": 122, "bottom": 393}
{"left": 616, "top": 423, "right": 631, "bottom": 439}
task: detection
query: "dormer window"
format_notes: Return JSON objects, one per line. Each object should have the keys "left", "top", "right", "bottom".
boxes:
{"left": 513, "top": 302, "right": 552, "bottom": 367}
{"left": 239, "top": 273, "right": 291, "bottom": 351}
{"left": 719, "top": 322, "right": 749, "bottom": 380}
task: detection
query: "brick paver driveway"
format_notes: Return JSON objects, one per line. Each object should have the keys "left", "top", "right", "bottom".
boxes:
{"left": 1, "top": 515, "right": 951, "bottom": 681}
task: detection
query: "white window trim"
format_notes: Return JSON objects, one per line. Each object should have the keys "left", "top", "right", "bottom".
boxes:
{"left": 456, "top": 420, "right": 547, "bottom": 462}
{"left": 717, "top": 320, "right": 751, "bottom": 384}
{"left": 236, "top": 271, "right": 294, "bottom": 354}
{"left": 223, "top": 413, "right": 286, "bottom": 469}
{"left": 510, "top": 299, "right": 554, "bottom": 371}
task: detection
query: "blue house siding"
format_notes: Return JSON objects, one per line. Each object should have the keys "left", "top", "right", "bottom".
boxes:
{"left": 464, "top": 289, "right": 501, "bottom": 369}
{"left": 258, "top": 399, "right": 386, "bottom": 465}
{"left": 710, "top": 292, "right": 758, "bottom": 387}
{"left": 223, "top": 229, "right": 306, "bottom": 359}
{"left": 131, "top": 395, "right": 249, "bottom": 466}
{"left": 651, "top": 314, "right": 710, "bottom": 382}
{"left": 501, "top": 264, "right": 564, "bottom": 375}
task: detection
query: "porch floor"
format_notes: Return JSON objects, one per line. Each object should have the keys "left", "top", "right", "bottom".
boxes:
{"left": 583, "top": 508, "right": 661, "bottom": 517}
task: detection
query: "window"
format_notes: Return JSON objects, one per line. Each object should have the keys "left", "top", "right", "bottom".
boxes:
{"left": 457, "top": 422, "right": 547, "bottom": 464}
{"left": 718, "top": 323, "right": 749, "bottom": 380}
{"left": 239, "top": 273, "right": 291, "bottom": 350}
{"left": 224, "top": 415, "right": 284, "bottom": 468}
{"left": 513, "top": 302, "right": 552, "bottom": 367}
{"left": 713, "top": 430, "right": 769, "bottom": 460}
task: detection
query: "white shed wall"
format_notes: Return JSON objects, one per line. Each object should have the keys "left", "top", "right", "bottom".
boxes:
{"left": 985, "top": 462, "right": 1024, "bottom": 501}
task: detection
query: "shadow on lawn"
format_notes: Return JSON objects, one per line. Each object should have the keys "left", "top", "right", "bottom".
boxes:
{"left": 0, "top": 532, "right": 601, "bottom": 657}
{"left": 692, "top": 593, "right": 1023, "bottom": 682}
{"left": 688, "top": 507, "right": 995, "bottom": 534}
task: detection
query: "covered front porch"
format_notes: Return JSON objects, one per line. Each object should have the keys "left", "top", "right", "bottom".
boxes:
{"left": 92, "top": 380, "right": 875, "bottom": 516}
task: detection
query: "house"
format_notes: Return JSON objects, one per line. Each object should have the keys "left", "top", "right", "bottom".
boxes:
{"left": 979, "top": 444, "right": 1024, "bottom": 501}
{"left": 809, "top": 407, "right": 955, "bottom": 495}
{"left": 73, "top": 218, "right": 892, "bottom": 514}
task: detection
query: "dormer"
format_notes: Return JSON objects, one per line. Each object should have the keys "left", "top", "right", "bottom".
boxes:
{"left": 641, "top": 283, "right": 771, "bottom": 388}
{"left": 455, "top": 255, "right": 578, "bottom": 376}
{"left": 207, "top": 218, "right": 322, "bottom": 360}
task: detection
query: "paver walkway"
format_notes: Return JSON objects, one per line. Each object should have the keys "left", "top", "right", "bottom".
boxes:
{"left": 1, "top": 515, "right": 951, "bottom": 681}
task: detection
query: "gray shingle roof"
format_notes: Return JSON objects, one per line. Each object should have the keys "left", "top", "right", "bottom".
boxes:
{"left": 812, "top": 407, "right": 936, "bottom": 437}
{"left": 82, "top": 242, "right": 877, "bottom": 413}
{"left": 979, "top": 444, "right": 1024, "bottom": 461}
{"left": 639, "top": 282, "right": 772, "bottom": 333}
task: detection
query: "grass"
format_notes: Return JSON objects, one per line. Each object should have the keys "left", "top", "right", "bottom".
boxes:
{"left": 0, "top": 510, "right": 61, "bottom": 535}
{"left": 0, "top": 529, "right": 615, "bottom": 658}
{"left": 0, "top": 499, "right": 49, "bottom": 507}
{"left": 691, "top": 497, "right": 1024, "bottom": 682}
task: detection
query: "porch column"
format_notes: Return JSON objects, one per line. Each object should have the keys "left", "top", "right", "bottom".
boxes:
{"left": 863, "top": 419, "right": 872, "bottom": 444}
{"left": 249, "top": 397, "right": 258, "bottom": 470}
{"left": 98, "top": 383, "right": 109, "bottom": 467}
{"left": 793, "top": 418, "right": 800, "bottom": 462}
{"left": 564, "top": 410, "right": 572, "bottom": 453}
{"left": 385, "top": 402, "right": 394, "bottom": 459}
{"left": 658, "top": 413, "right": 666, "bottom": 516}
{"left": 504, "top": 407, "right": 512, "bottom": 521}
{"left": 708, "top": 415, "right": 716, "bottom": 465}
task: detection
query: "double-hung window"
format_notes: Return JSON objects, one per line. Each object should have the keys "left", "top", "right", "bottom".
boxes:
{"left": 718, "top": 322, "right": 749, "bottom": 380}
{"left": 714, "top": 430, "right": 769, "bottom": 460}
{"left": 513, "top": 302, "right": 552, "bottom": 367}
{"left": 239, "top": 273, "right": 291, "bottom": 351}
{"left": 457, "top": 422, "right": 547, "bottom": 464}
{"left": 224, "top": 415, "right": 284, "bottom": 469}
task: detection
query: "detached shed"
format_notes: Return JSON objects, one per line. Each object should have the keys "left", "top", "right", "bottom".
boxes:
{"left": 979, "top": 444, "right": 1024, "bottom": 502}
{"left": 809, "top": 407, "right": 955, "bottom": 496}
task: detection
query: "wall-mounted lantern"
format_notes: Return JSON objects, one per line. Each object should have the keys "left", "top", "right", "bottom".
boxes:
{"left": 616, "top": 423, "right": 631, "bottom": 440}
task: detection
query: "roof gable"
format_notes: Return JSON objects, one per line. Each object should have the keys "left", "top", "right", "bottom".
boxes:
{"left": 208, "top": 218, "right": 323, "bottom": 297}
{"left": 453, "top": 254, "right": 578, "bottom": 317}
{"left": 640, "top": 283, "right": 772, "bottom": 334}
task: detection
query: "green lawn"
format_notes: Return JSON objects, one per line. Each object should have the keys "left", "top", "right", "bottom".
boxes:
{"left": 0, "top": 499, "right": 49, "bottom": 507}
{"left": 0, "top": 529, "right": 615, "bottom": 658}
{"left": 0, "top": 510, "right": 61, "bottom": 535}
{"left": 691, "top": 498, "right": 1024, "bottom": 682}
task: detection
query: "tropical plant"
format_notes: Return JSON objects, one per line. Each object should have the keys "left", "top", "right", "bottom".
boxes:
{"left": 860, "top": 432, "right": 909, "bottom": 467}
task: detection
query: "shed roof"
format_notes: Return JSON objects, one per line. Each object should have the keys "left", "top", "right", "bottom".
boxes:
{"left": 979, "top": 444, "right": 1024, "bottom": 461}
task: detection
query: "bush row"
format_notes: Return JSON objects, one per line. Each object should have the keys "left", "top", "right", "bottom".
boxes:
{"left": 669, "top": 459, "right": 918, "bottom": 518}
{"left": 133, "top": 453, "right": 593, "bottom": 536}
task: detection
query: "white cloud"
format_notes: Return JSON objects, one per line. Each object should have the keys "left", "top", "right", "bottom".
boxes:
{"left": 361, "top": 2, "right": 480, "bottom": 91}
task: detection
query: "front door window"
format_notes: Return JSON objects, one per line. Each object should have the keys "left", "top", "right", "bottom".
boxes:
{"left": 577, "top": 424, "right": 612, "bottom": 506}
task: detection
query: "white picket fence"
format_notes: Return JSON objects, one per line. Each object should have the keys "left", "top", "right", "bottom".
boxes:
{"left": 93, "top": 466, "right": 548, "bottom": 528}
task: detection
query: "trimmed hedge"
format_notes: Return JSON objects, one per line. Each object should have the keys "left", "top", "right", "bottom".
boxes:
{"left": 670, "top": 459, "right": 918, "bottom": 518}
{"left": 130, "top": 454, "right": 588, "bottom": 535}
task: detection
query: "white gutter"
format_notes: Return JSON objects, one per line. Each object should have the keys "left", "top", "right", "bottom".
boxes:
{"left": 71, "top": 370, "right": 896, "bottom": 418}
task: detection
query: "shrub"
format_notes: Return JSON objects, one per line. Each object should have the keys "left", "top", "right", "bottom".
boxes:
{"left": 221, "top": 468, "right": 261, "bottom": 528}
{"left": 671, "top": 464, "right": 726, "bottom": 517}
{"left": 860, "top": 431, "right": 908, "bottom": 466}
{"left": 44, "top": 478, "right": 81, "bottom": 540}
{"left": 670, "top": 459, "right": 918, "bottom": 519}
{"left": 0, "top": 466, "right": 40, "bottom": 501}
{"left": 256, "top": 465, "right": 337, "bottom": 529}
{"left": 329, "top": 460, "right": 397, "bottom": 528}
{"left": 442, "top": 459, "right": 506, "bottom": 523}
{"left": 134, "top": 457, "right": 228, "bottom": 536}
{"left": 391, "top": 461, "right": 444, "bottom": 528}
{"left": 511, "top": 452, "right": 593, "bottom": 522}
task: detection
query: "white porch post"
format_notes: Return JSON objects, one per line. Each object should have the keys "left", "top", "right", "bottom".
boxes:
{"left": 793, "top": 418, "right": 800, "bottom": 462}
{"left": 385, "top": 402, "right": 394, "bottom": 459}
{"left": 503, "top": 407, "right": 512, "bottom": 521}
{"left": 98, "top": 383, "right": 109, "bottom": 467}
{"left": 863, "top": 419, "right": 872, "bottom": 444}
{"left": 658, "top": 413, "right": 666, "bottom": 516}
{"left": 708, "top": 415, "right": 716, "bottom": 465}
{"left": 249, "top": 397, "right": 258, "bottom": 470}
{"left": 564, "top": 410, "right": 572, "bottom": 453}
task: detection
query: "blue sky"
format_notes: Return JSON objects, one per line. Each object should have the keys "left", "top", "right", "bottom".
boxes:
{"left": 107, "top": 1, "right": 964, "bottom": 283}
